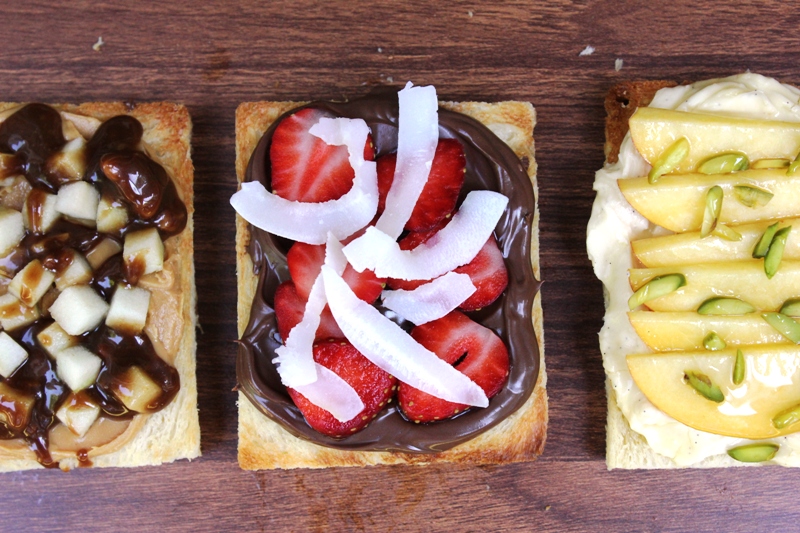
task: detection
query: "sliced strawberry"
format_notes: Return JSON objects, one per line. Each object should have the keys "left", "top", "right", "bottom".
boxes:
{"left": 270, "top": 107, "right": 374, "bottom": 203}
{"left": 287, "top": 241, "right": 385, "bottom": 304}
{"left": 288, "top": 340, "right": 397, "bottom": 437}
{"left": 273, "top": 281, "right": 344, "bottom": 342}
{"left": 398, "top": 311, "right": 509, "bottom": 423}
{"left": 388, "top": 218, "right": 508, "bottom": 311}
{"left": 376, "top": 138, "right": 466, "bottom": 231}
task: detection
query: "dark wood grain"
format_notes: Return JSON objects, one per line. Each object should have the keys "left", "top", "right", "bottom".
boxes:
{"left": 2, "top": 1, "right": 800, "bottom": 531}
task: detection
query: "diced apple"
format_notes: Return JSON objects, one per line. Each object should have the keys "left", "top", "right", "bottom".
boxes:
{"left": 0, "top": 293, "right": 40, "bottom": 331}
{"left": 124, "top": 228, "right": 164, "bottom": 277}
{"left": 56, "top": 346, "right": 102, "bottom": 392}
{"left": 96, "top": 194, "right": 129, "bottom": 234}
{"left": 49, "top": 285, "right": 109, "bottom": 335}
{"left": 111, "top": 365, "right": 161, "bottom": 412}
{"left": 46, "top": 137, "right": 87, "bottom": 183}
{"left": 0, "top": 153, "right": 19, "bottom": 176}
{"left": 0, "top": 331, "right": 28, "bottom": 378}
{"left": 36, "top": 321, "right": 78, "bottom": 358}
{"left": 60, "top": 112, "right": 101, "bottom": 140}
{"left": 0, "top": 382, "right": 34, "bottom": 431}
{"left": 8, "top": 259, "right": 55, "bottom": 307}
{"left": 628, "top": 346, "right": 800, "bottom": 439}
{"left": 0, "top": 207, "right": 24, "bottom": 256}
{"left": 85, "top": 237, "right": 122, "bottom": 269}
{"left": 0, "top": 176, "right": 31, "bottom": 211}
{"left": 22, "top": 190, "right": 60, "bottom": 234}
{"left": 629, "top": 107, "right": 800, "bottom": 173}
{"left": 619, "top": 169, "right": 800, "bottom": 232}
{"left": 55, "top": 391, "right": 100, "bottom": 438}
{"left": 54, "top": 252, "right": 93, "bottom": 290}
{"left": 55, "top": 181, "right": 99, "bottom": 224}
{"left": 629, "top": 261, "right": 800, "bottom": 312}
{"left": 105, "top": 286, "right": 150, "bottom": 334}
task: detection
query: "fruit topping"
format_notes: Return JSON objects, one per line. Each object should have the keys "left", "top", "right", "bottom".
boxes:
{"left": 0, "top": 332, "right": 28, "bottom": 378}
{"left": 398, "top": 311, "right": 509, "bottom": 423}
{"left": 273, "top": 281, "right": 344, "bottom": 343}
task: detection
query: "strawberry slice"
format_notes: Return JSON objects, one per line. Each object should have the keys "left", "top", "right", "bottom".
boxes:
{"left": 398, "top": 311, "right": 509, "bottom": 423}
{"left": 388, "top": 218, "right": 508, "bottom": 311}
{"left": 270, "top": 107, "right": 374, "bottom": 203}
{"left": 377, "top": 138, "right": 466, "bottom": 231}
{"left": 273, "top": 281, "right": 344, "bottom": 342}
{"left": 287, "top": 241, "right": 385, "bottom": 304}
{"left": 288, "top": 340, "right": 397, "bottom": 437}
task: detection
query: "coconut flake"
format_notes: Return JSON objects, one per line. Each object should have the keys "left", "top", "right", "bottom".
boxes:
{"left": 381, "top": 272, "right": 476, "bottom": 325}
{"left": 374, "top": 82, "right": 439, "bottom": 239}
{"left": 344, "top": 190, "right": 508, "bottom": 280}
{"left": 293, "top": 364, "right": 365, "bottom": 422}
{"left": 230, "top": 117, "right": 378, "bottom": 245}
{"left": 322, "top": 265, "right": 488, "bottom": 407}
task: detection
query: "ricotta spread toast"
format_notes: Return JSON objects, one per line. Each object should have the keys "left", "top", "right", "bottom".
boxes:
{"left": 588, "top": 73, "right": 800, "bottom": 468}
{"left": 0, "top": 103, "right": 199, "bottom": 471}
{"left": 233, "top": 85, "right": 546, "bottom": 469}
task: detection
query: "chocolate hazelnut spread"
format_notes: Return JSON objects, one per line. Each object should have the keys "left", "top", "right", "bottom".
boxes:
{"left": 238, "top": 90, "right": 540, "bottom": 453}
{"left": 0, "top": 104, "right": 184, "bottom": 467}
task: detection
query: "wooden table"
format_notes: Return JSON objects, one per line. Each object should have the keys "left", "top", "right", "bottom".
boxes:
{"left": 2, "top": 1, "right": 799, "bottom": 531}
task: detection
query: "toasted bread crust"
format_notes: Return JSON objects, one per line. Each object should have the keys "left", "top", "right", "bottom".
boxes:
{"left": 236, "top": 99, "right": 546, "bottom": 469}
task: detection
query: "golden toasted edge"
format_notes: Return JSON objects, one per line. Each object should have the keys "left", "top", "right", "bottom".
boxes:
{"left": 0, "top": 102, "right": 200, "bottom": 472}
{"left": 235, "top": 99, "right": 546, "bottom": 470}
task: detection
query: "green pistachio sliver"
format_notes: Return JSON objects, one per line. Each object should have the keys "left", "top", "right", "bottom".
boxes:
{"left": 648, "top": 137, "right": 690, "bottom": 184}
{"left": 764, "top": 226, "right": 791, "bottom": 279}
{"left": 727, "top": 443, "right": 779, "bottom": 463}
{"left": 733, "top": 348, "right": 745, "bottom": 385}
{"left": 761, "top": 312, "right": 800, "bottom": 343}
{"left": 627, "top": 274, "right": 686, "bottom": 310}
{"left": 788, "top": 152, "right": 800, "bottom": 176}
{"left": 703, "top": 332, "right": 726, "bottom": 351}
{"left": 697, "top": 297, "right": 756, "bottom": 315}
{"left": 700, "top": 186, "right": 724, "bottom": 238}
{"left": 780, "top": 299, "right": 800, "bottom": 316}
{"left": 684, "top": 370, "right": 724, "bottom": 403}
{"left": 752, "top": 158, "right": 790, "bottom": 170}
{"left": 752, "top": 222, "right": 780, "bottom": 258}
{"left": 711, "top": 223, "right": 742, "bottom": 241}
{"left": 733, "top": 184, "right": 774, "bottom": 208}
{"left": 773, "top": 402, "right": 800, "bottom": 429}
{"left": 697, "top": 152, "right": 749, "bottom": 175}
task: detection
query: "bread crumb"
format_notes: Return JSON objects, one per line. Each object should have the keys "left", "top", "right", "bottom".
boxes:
{"left": 545, "top": 505, "right": 552, "bottom": 511}
{"left": 615, "top": 58, "right": 624, "bottom": 71}
{"left": 92, "top": 37, "right": 104, "bottom": 52}
{"left": 579, "top": 45, "right": 595, "bottom": 56}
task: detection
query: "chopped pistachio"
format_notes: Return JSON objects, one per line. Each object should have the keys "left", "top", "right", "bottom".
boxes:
{"left": 733, "top": 348, "right": 745, "bottom": 385}
{"left": 684, "top": 370, "right": 724, "bottom": 403}
{"left": 773, "top": 402, "right": 800, "bottom": 429}
{"left": 780, "top": 299, "right": 800, "bottom": 317}
{"left": 648, "top": 137, "right": 690, "bottom": 184}
{"left": 711, "top": 223, "right": 742, "bottom": 241}
{"left": 728, "top": 443, "right": 779, "bottom": 463}
{"left": 733, "top": 184, "right": 774, "bottom": 208}
{"left": 697, "top": 297, "right": 755, "bottom": 315}
{"left": 764, "top": 226, "right": 791, "bottom": 279}
{"left": 761, "top": 312, "right": 800, "bottom": 343}
{"left": 788, "top": 152, "right": 800, "bottom": 176}
{"left": 751, "top": 158, "right": 790, "bottom": 170}
{"left": 702, "top": 332, "right": 726, "bottom": 351}
{"left": 700, "top": 186, "right": 723, "bottom": 237}
{"left": 697, "top": 152, "right": 749, "bottom": 174}
{"left": 627, "top": 274, "right": 686, "bottom": 310}
{"left": 752, "top": 222, "right": 780, "bottom": 258}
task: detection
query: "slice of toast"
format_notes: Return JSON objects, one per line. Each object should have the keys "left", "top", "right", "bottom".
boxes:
{"left": 0, "top": 102, "right": 200, "bottom": 471}
{"left": 235, "top": 99, "right": 546, "bottom": 469}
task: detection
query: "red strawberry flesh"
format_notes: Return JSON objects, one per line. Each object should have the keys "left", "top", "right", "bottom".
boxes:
{"left": 273, "top": 281, "right": 344, "bottom": 342}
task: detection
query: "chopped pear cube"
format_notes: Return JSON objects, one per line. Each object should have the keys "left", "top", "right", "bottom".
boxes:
{"left": 60, "top": 112, "right": 101, "bottom": 140}
{"left": 56, "top": 346, "right": 102, "bottom": 392}
{"left": 56, "top": 181, "right": 99, "bottom": 223}
{"left": 0, "top": 293, "right": 40, "bottom": 331}
{"left": 46, "top": 137, "right": 87, "bottom": 183}
{"left": 96, "top": 194, "right": 129, "bottom": 234}
{"left": 106, "top": 286, "right": 151, "bottom": 334}
{"left": 112, "top": 366, "right": 161, "bottom": 412}
{"left": 0, "top": 382, "right": 34, "bottom": 430}
{"left": 36, "top": 321, "right": 78, "bottom": 358}
{"left": 54, "top": 252, "right": 93, "bottom": 290}
{"left": 0, "top": 207, "right": 24, "bottom": 256}
{"left": 22, "top": 190, "right": 60, "bottom": 234}
{"left": 85, "top": 237, "right": 122, "bottom": 269}
{"left": 124, "top": 228, "right": 164, "bottom": 278}
{"left": 49, "top": 285, "right": 109, "bottom": 335}
{"left": 8, "top": 259, "right": 55, "bottom": 307}
{"left": 0, "top": 331, "right": 28, "bottom": 378}
{"left": 55, "top": 392, "right": 100, "bottom": 437}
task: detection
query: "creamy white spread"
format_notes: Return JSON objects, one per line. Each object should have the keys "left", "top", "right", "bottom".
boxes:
{"left": 587, "top": 73, "right": 800, "bottom": 466}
